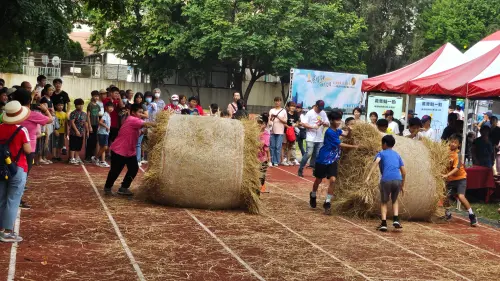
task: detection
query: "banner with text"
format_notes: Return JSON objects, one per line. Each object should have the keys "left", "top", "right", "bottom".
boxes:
{"left": 367, "top": 95, "right": 404, "bottom": 120}
{"left": 291, "top": 69, "right": 368, "bottom": 114}
{"left": 415, "top": 98, "right": 450, "bottom": 141}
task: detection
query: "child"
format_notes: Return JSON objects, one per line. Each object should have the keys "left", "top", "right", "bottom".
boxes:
{"left": 85, "top": 90, "right": 101, "bottom": 162}
{"left": 53, "top": 101, "right": 67, "bottom": 161}
{"left": 93, "top": 102, "right": 113, "bottom": 168}
{"left": 443, "top": 134, "right": 477, "bottom": 226}
{"left": 344, "top": 117, "right": 355, "bottom": 128}
{"left": 403, "top": 117, "right": 423, "bottom": 140}
{"left": 98, "top": 89, "right": 107, "bottom": 116}
{"left": 38, "top": 98, "right": 52, "bottom": 164}
{"left": 178, "top": 94, "right": 188, "bottom": 110}
{"left": 258, "top": 113, "right": 271, "bottom": 194}
{"left": 376, "top": 119, "right": 389, "bottom": 134}
{"left": 0, "top": 101, "right": 5, "bottom": 123}
{"left": 187, "top": 96, "right": 200, "bottom": 115}
{"left": 69, "top": 99, "right": 88, "bottom": 164}
{"left": 209, "top": 103, "right": 219, "bottom": 117}
{"left": 365, "top": 135, "right": 406, "bottom": 231}
{"left": 310, "top": 111, "right": 358, "bottom": 215}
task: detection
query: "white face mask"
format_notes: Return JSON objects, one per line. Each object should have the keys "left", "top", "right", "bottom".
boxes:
{"left": 154, "top": 93, "right": 160, "bottom": 98}
{"left": 146, "top": 97, "right": 152, "bottom": 103}
{"left": 173, "top": 101, "right": 179, "bottom": 106}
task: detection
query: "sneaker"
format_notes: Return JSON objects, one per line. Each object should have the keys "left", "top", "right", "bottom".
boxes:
{"left": 309, "top": 192, "right": 317, "bottom": 208}
{"left": 138, "top": 162, "right": 142, "bottom": 167}
{"left": 281, "top": 161, "right": 290, "bottom": 166}
{"left": 445, "top": 209, "right": 452, "bottom": 221}
{"left": 377, "top": 224, "right": 388, "bottom": 232}
{"left": 393, "top": 221, "right": 403, "bottom": 229}
{"left": 62, "top": 147, "right": 67, "bottom": 155}
{"left": 40, "top": 159, "right": 49, "bottom": 165}
{"left": 19, "top": 201, "right": 31, "bottom": 210}
{"left": 117, "top": 188, "right": 134, "bottom": 196}
{"left": 104, "top": 188, "right": 113, "bottom": 196}
{"left": 69, "top": 158, "right": 78, "bottom": 165}
{"left": 323, "top": 201, "right": 332, "bottom": 215}
{"left": 292, "top": 160, "right": 300, "bottom": 166}
{"left": 84, "top": 158, "right": 93, "bottom": 164}
{"left": 99, "top": 161, "right": 110, "bottom": 168}
{"left": 298, "top": 169, "right": 304, "bottom": 177}
{"left": 77, "top": 158, "right": 83, "bottom": 164}
{"left": 140, "top": 160, "right": 148, "bottom": 164}
{"left": 91, "top": 156, "right": 99, "bottom": 165}
{"left": 0, "top": 232, "right": 23, "bottom": 243}
{"left": 469, "top": 213, "right": 478, "bottom": 227}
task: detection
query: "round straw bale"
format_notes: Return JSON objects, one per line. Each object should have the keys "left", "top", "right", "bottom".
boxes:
{"left": 335, "top": 123, "right": 448, "bottom": 220}
{"left": 141, "top": 112, "right": 262, "bottom": 213}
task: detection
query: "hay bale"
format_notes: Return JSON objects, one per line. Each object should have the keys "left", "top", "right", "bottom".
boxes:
{"left": 141, "top": 112, "right": 262, "bottom": 213}
{"left": 335, "top": 123, "right": 448, "bottom": 220}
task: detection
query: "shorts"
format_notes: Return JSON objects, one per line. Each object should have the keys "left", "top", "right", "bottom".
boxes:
{"left": 98, "top": 134, "right": 109, "bottom": 147}
{"left": 313, "top": 162, "right": 338, "bottom": 179}
{"left": 446, "top": 179, "right": 467, "bottom": 197}
{"left": 380, "top": 180, "right": 402, "bottom": 203}
{"left": 69, "top": 135, "right": 84, "bottom": 151}
{"left": 54, "top": 133, "right": 65, "bottom": 149}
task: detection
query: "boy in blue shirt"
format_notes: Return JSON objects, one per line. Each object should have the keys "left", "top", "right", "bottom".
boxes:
{"left": 365, "top": 135, "right": 406, "bottom": 231}
{"left": 310, "top": 111, "right": 358, "bottom": 215}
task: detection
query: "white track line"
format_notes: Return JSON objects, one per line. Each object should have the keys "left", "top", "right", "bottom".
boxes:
{"left": 185, "top": 209, "right": 267, "bottom": 281}
{"left": 454, "top": 215, "right": 500, "bottom": 233}
{"left": 265, "top": 215, "right": 372, "bottom": 280}
{"left": 81, "top": 165, "right": 146, "bottom": 281}
{"left": 7, "top": 209, "right": 21, "bottom": 281}
{"left": 266, "top": 178, "right": 472, "bottom": 281}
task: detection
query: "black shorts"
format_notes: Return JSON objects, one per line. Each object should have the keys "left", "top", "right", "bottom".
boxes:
{"left": 380, "top": 180, "right": 402, "bottom": 203}
{"left": 313, "top": 162, "right": 338, "bottom": 179}
{"left": 69, "top": 135, "right": 83, "bottom": 151}
{"left": 98, "top": 134, "right": 109, "bottom": 147}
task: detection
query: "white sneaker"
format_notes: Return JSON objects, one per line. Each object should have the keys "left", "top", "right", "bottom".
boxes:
{"left": 0, "top": 232, "right": 23, "bottom": 243}
{"left": 99, "top": 161, "right": 110, "bottom": 168}
{"left": 281, "top": 161, "right": 290, "bottom": 166}
{"left": 138, "top": 162, "right": 142, "bottom": 167}
{"left": 91, "top": 156, "right": 99, "bottom": 165}
{"left": 292, "top": 160, "right": 300, "bottom": 166}
{"left": 140, "top": 160, "right": 148, "bottom": 164}
{"left": 76, "top": 158, "right": 83, "bottom": 164}
{"left": 39, "top": 159, "right": 49, "bottom": 165}
{"left": 69, "top": 158, "right": 78, "bottom": 165}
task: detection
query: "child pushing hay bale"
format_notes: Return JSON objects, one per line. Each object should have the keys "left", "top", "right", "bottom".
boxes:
{"left": 141, "top": 112, "right": 262, "bottom": 214}
{"left": 335, "top": 123, "right": 448, "bottom": 220}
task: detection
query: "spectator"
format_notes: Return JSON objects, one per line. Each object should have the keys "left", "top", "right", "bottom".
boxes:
{"left": 179, "top": 95, "right": 188, "bottom": 110}
{"left": 296, "top": 104, "right": 306, "bottom": 156}
{"left": 448, "top": 105, "right": 456, "bottom": 115}
{"left": 194, "top": 96, "right": 205, "bottom": 116}
{"left": 383, "top": 110, "right": 400, "bottom": 135}
{"left": 233, "top": 99, "right": 248, "bottom": 120}
{"left": 97, "top": 89, "right": 107, "bottom": 116}
{"left": 38, "top": 86, "right": 57, "bottom": 164}
{"left": 441, "top": 113, "right": 459, "bottom": 142}
{"left": 134, "top": 93, "right": 149, "bottom": 165}
{"left": 0, "top": 88, "right": 8, "bottom": 103}
{"left": 377, "top": 119, "right": 389, "bottom": 134}
{"left": 209, "top": 103, "right": 219, "bottom": 117}
{"left": 477, "top": 112, "right": 492, "bottom": 129}
{"left": 165, "top": 95, "right": 182, "bottom": 114}
{"left": 144, "top": 91, "right": 158, "bottom": 122}
{"left": 0, "top": 78, "right": 4, "bottom": 90}
{"left": 126, "top": 89, "right": 134, "bottom": 105}
{"left": 187, "top": 96, "right": 200, "bottom": 115}
{"left": 93, "top": 102, "right": 114, "bottom": 168}
{"left": 220, "top": 110, "right": 231, "bottom": 118}
{"left": 103, "top": 86, "right": 125, "bottom": 145}
{"left": 51, "top": 78, "right": 71, "bottom": 113}
{"left": 369, "top": 112, "right": 378, "bottom": 127}
{"left": 227, "top": 91, "right": 241, "bottom": 117}
{"left": 282, "top": 101, "right": 299, "bottom": 166}
{"left": 454, "top": 106, "right": 465, "bottom": 120}
{"left": 20, "top": 81, "right": 32, "bottom": 93}
{"left": 268, "top": 97, "right": 287, "bottom": 167}
{"left": 153, "top": 88, "right": 166, "bottom": 110}
{"left": 0, "top": 102, "right": 4, "bottom": 122}
{"left": 0, "top": 100, "right": 31, "bottom": 242}
{"left": 490, "top": 116, "right": 500, "bottom": 174}
{"left": 403, "top": 117, "right": 422, "bottom": 140}
{"left": 420, "top": 115, "right": 436, "bottom": 141}
{"left": 52, "top": 101, "right": 67, "bottom": 162}
{"left": 297, "top": 100, "right": 329, "bottom": 177}
{"left": 472, "top": 126, "right": 494, "bottom": 168}
{"left": 68, "top": 99, "right": 88, "bottom": 165}
{"left": 352, "top": 107, "right": 362, "bottom": 122}
{"left": 35, "top": 75, "right": 47, "bottom": 94}
{"left": 85, "top": 91, "right": 101, "bottom": 163}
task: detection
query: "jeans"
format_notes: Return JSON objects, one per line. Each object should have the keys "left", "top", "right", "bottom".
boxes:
{"left": 105, "top": 151, "right": 139, "bottom": 190}
{"left": 299, "top": 141, "right": 323, "bottom": 171}
{"left": 270, "top": 134, "right": 284, "bottom": 165}
{"left": 136, "top": 134, "right": 144, "bottom": 162}
{"left": 297, "top": 137, "right": 306, "bottom": 156}
{"left": 0, "top": 167, "right": 27, "bottom": 230}
{"left": 85, "top": 125, "right": 98, "bottom": 160}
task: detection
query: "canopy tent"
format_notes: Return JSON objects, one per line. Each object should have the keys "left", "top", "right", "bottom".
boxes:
{"left": 464, "top": 31, "right": 500, "bottom": 62}
{"left": 361, "top": 43, "right": 465, "bottom": 93}
{"left": 406, "top": 44, "right": 500, "bottom": 98}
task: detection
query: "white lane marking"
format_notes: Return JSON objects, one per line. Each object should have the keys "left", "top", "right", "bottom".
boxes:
{"left": 454, "top": 215, "right": 500, "bottom": 233}
{"left": 7, "top": 209, "right": 21, "bottom": 281}
{"left": 82, "top": 165, "right": 146, "bottom": 281}
{"left": 185, "top": 209, "right": 266, "bottom": 281}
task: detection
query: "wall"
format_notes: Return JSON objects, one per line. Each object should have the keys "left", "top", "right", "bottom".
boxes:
{"left": 0, "top": 73, "right": 151, "bottom": 100}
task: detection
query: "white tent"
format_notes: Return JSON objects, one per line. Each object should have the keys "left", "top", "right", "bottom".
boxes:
{"left": 464, "top": 31, "right": 500, "bottom": 61}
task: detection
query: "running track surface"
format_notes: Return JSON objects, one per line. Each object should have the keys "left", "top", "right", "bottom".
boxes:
{"left": 0, "top": 163, "right": 499, "bottom": 280}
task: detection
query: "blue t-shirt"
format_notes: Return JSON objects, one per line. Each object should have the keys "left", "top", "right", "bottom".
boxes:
{"left": 376, "top": 149, "right": 404, "bottom": 182}
{"left": 315, "top": 128, "right": 342, "bottom": 165}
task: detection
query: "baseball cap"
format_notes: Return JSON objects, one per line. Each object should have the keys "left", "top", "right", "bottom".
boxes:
{"left": 296, "top": 103, "right": 302, "bottom": 109}
{"left": 483, "top": 112, "right": 493, "bottom": 117}
{"left": 421, "top": 115, "right": 431, "bottom": 123}
{"left": 383, "top": 110, "right": 394, "bottom": 116}
{"left": 171, "top": 94, "right": 179, "bottom": 101}
{"left": 408, "top": 110, "right": 417, "bottom": 116}
{"left": 315, "top": 100, "right": 325, "bottom": 111}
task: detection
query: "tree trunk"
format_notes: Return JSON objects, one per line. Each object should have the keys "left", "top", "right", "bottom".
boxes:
{"left": 281, "top": 81, "right": 288, "bottom": 102}
{"left": 243, "top": 72, "right": 265, "bottom": 103}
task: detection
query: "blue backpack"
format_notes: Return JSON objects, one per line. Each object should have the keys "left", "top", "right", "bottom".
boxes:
{"left": 0, "top": 126, "right": 24, "bottom": 181}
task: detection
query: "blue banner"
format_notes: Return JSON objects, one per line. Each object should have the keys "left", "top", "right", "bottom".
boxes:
{"left": 291, "top": 69, "right": 368, "bottom": 113}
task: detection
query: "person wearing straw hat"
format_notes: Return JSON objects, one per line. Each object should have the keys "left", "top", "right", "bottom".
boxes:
{"left": 0, "top": 101, "right": 31, "bottom": 242}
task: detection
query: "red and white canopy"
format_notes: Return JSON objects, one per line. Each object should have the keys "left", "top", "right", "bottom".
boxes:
{"left": 464, "top": 31, "right": 500, "bottom": 62}
{"left": 361, "top": 43, "right": 465, "bottom": 93}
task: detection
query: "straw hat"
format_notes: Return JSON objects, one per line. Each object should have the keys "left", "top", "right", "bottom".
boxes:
{"left": 2, "top": 101, "right": 30, "bottom": 125}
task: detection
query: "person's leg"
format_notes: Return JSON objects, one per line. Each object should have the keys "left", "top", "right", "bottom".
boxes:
{"left": 104, "top": 151, "right": 126, "bottom": 192}
{"left": 455, "top": 179, "right": 477, "bottom": 225}
{"left": 390, "top": 180, "right": 402, "bottom": 228}
{"left": 269, "top": 134, "right": 276, "bottom": 165}
{"left": 378, "top": 182, "right": 390, "bottom": 231}
{"left": 276, "top": 134, "right": 284, "bottom": 165}
{"left": 310, "top": 142, "right": 323, "bottom": 169}
{"left": 136, "top": 134, "right": 144, "bottom": 163}
{"left": 496, "top": 154, "right": 500, "bottom": 175}
{"left": 2, "top": 168, "right": 26, "bottom": 241}
{"left": 298, "top": 137, "right": 305, "bottom": 156}
{"left": 290, "top": 141, "right": 297, "bottom": 162}
{"left": 0, "top": 180, "right": 8, "bottom": 229}
{"left": 118, "top": 156, "right": 139, "bottom": 195}
{"left": 299, "top": 141, "right": 314, "bottom": 172}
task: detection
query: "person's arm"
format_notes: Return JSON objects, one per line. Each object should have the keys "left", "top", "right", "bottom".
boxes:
{"left": 98, "top": 117, "right": 109, "bottom": 130}
{"left": 22, "top": 142, "right": 31, "bottom": 155}
{"left": 365, "top": 157, "right": 381, "bottom": 183}
{"left": 86, "top": 105, "right": 93, "bottom": 133}
{"left": 70, "top": 117, "right": 81, "bottom": 137}
{"left": 139, "top": 107, "right": 149, "bottom": 119}
{"left": 340, "top": 143, "right": 358, "bottom": 149}
{"left": 142, "top": 121, "right": 156, "bottom": 128}
{"left": 400, "top": 166, "right": 406, "bottom": 194}
{"left": 65, "top": 94, "right": 71, "bottom": 113}
{"left": 341, "top": 128, "right": 352, "bottom": 138}
{"left": 38, "top": 104, "right": 53, "bottom": 125}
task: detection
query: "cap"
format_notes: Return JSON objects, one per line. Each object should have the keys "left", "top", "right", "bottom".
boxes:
{"left": 315, "top": 100, "right": 325, "bottom": 111}
{"left": 296, "top": 103, "right": 302, "bottom": 109}
{"left": 421, "top": 115, "right": 431, "bottom": 123}
{"left": 484, "top": 112, "right": 493, "bottom": 117}
{"left": 171, "top": 94, "right": 179, "bottom": 101}
{"left": 383, "top": 110, "right": 394, "bottom": 116}
{"left": 408, "top": 110, "right": 417, "bottom": 116}
{"left": 99, "top": 89, "right": 107, "bottom": 94}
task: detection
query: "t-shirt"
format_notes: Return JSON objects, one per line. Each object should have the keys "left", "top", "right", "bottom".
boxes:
{"left": 69, "top": 110, "right": 87, "bottom": 136}
{"left": 269, "top": 108, "right": 287, "bottom": 135}
{"left": 376, "top": 149, "right": 404, "bottom": 182}
{"left": 196, "top": 105, "right": 204, "bottom": 116}
{"left": 303, "top": 109, "right": 329, "bottom": 142}
{"left": 420, "top": 128, "right": 437, "bottom": 142}
{"left": 98, "top": 112, "right": 111, "bottom": 135}
{"left": 0, "top": 124, "right": 30, "bottom": 173}
{"left": 473, "top": 138, "right": 494, "bottom": 168}
{"left": 155, "top": 99, "right": 166, "bottom": 111}
{"left": 87, "top": 103, "right": 101, "bottom": 127}
{"left": 388, "top": 121, "right": 400, "bottom": 135}
{"left": 20, "top": 111, "right": 51, "bottom": 151}
{"left": 165, "top": 104, "right": 181, "bottom": 114}
{"left": 233, "top": 109, "right": 249, "bottom": 120}
{"left": 287, "top": 112, "right": 300, "bottom": 126}
{"left": 110, "top": 116, "right": 144, "bottom": 157}
{"left": 187, "top": 108, "right": 200, "bottom": 115}
{"left": 40, "top": 96, "right": 53, "bottom": 109}
{"left": 55, "top": 111, "right": 68, "bottom": 134}
{"left": 228, "top": 102, "right": 238, "bottom": 116}
{"left": 103, "top": 98, "right": 121, "bottom": 128}
{"left": 316, "top": 128, "right": 342, "bottom": 165}
{"left": 258, "top": 130, "right": 270, "bottom": 162}
{"left": 447, "top": 150, "right": 467, "bottom": 181}
{"left": 52, "top": 91, "right": 71, "bottom": 112}
{"left": 402, "top": 129, "right": 423, "bottom": 140}
{"left": 97, "top": 101, "right": 104, "bottom": 116}
{"left": 441, "top": 125, "right": 457, "bottom": 141}
{"left": 490, "top": 127, "right": 500, "bottom": 152}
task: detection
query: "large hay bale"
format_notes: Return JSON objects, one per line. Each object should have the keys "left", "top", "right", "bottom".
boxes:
{"left": 335, "top": 123, "right": 448, "bottom": 220}
{"left": 141, "top": 112, "right": 262, "bottom": 214}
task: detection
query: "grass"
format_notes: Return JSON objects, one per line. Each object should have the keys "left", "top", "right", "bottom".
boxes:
{"left": 471, "top": 202, "right": 500, "bottom": 221}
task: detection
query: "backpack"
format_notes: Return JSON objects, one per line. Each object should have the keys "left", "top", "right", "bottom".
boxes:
{"left": 0, "top": 126, "right": 24, "bottom": 181}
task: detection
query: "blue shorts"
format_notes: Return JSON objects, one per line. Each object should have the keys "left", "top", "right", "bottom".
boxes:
{"left": 98, "top": 134, "right": 109, "bottom": 147}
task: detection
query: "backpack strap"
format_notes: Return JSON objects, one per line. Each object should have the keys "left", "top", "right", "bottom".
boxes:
{"left": 3, "top": 126, "right": 25, "bottom": 164}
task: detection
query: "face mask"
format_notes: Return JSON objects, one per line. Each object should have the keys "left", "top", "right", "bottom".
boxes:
{"left": 173, "top": 101, "right": 179, "bottom": 106}
{"left": 122, "top": 99, "right": 128, "bottom": 104}
{"left": 154, "top": 93, "right": 160, "bottom": 98}
{"left": 146, "top": 98, "right": 152, "bottom": 103}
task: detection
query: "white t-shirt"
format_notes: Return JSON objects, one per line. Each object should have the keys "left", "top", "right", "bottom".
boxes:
{"left": 268, "top": 108, "right": 287, "bottom": 135}
{"left": 388, "top": 121, "right": 400, "bottom": 135}
{"left": 303, "top": 109, "right": 329, "bottom": 142}
{"left": 402, "top": 129, "right": 423, "bottom": 140}
{"left": 97, "top": 101, "right": 104, "bottom": 116}
{"left": 98, "top": 112, "right": 111, "bottom": 135}
{"left": 420, "top": 128, "right": 437, "bottom": 141}
{"left": 454, "top": 110, "right": 464, "bottom": 120}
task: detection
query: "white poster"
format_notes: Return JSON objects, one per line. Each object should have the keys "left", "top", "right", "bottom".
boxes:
{"left": 367, "top": 96, "right": 404, "bottom": 120}
{"left": 415, "top": 98, "right": 450, "bottom": 141}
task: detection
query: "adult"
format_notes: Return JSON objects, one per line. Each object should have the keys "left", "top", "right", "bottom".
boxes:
{"left": 35, "top": 75, "right": 47, "bottom": 93}
{"left": 441, "top": 113, "right": 459, "bottom": 142}
{"left": 0, "top": 88, "right": 8, "bottom": 103}
{"left": 103, "top": 86, "right": 125, "bottom": 145}
{"left": 369, "top": 112, "right": 378, "bottom": 127}
{"left": 454, "top": 105, "right": 465, "bottom": 121}
{"left": 20, "top": 81, "right": 32, "bottom": 92}
{"left": 134, "top": 93, "right": 149, "bottom": 165}
{"left": 0, "top": 100, "right": 32, "bottom": 242}
{"left": 296, "top": 104, "right": 307, "bottom": 156}
{"left": 268, "top": 97, "right": 287, "bottom": 167}
{"left": 282, "top": 101, "right": 299, "bottom": 166}
{"left": 448, "top": 105, "right": 456, "bottom": 115}
{"left": 477, "top": 112, "right": 492, "bottom": 129}
{"left": 51, "top": 78, "right": 71, "bottom": 113}
{"left": 472, "top": 126, "right": 494, "bottom": 168}
{"left": 383, "top": 110, "right": 400, "bottom": 135}
{"left": 489, "top": 116, "right": 500, "bottom": 174}
{"left": 144, "top": 91, "right": 158, "bottom": 122}
{"left": 164, "top": 95, "right": 182, "bottom": 114}
{"left": 227, "top": 91, "right": 241, "bottom": 117}
{"left": 0, "top": 78, "right": 4, "bottom": 90}
{"left": 152, "top": 88, "right": 166, "bottom": 110}
{"left": 352, "top": 107, "right": 362, "bottom": 123}
{"left": 126, "top": 89, "right": 135, "bottom": 105}
{"left": 297, "top": 100, "right": 329, "bottom": 177}
{"left": 420, "top": 115, "right": 436, "bottom": 141}
{"left": 233, "top": 99, "right": 248, "bottom": 120}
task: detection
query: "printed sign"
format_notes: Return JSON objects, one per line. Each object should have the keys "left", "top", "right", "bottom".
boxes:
{"left": 367, "top": 96, "right": 404, "bottom": 120}
{"left": 415, "top": 98, "right": 450, "bottom": 141}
